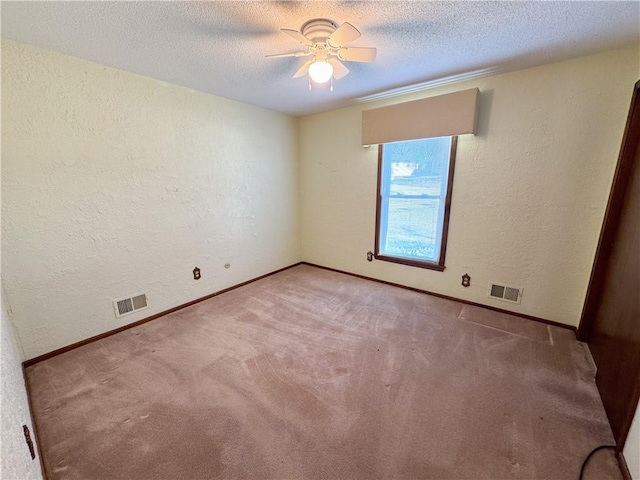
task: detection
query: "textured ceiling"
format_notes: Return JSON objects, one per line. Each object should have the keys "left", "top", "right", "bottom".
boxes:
{"left": 2, "top": 1, "right": 639, "bottom": 116}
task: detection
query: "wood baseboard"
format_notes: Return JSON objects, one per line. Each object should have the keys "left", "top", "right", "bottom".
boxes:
{"left": 23, "top": 262, "right": 303, "bottom": 368}
{"left": 301, "top": 262, "right": 576, "bottom": 333}
{"left": 22, "top": 260, "right": 576, "bottom": 368}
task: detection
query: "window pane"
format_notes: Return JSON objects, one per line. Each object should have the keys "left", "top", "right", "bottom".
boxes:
{"left": 378, "top": 136, "right": 452, "bottom": 265}
{"left": 383, "top": 197, "right": 441, "bottom": 260}
{"left": 385, "top": 137, "right": 451, "bottom": 197}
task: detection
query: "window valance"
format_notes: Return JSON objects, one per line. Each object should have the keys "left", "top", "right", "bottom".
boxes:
{"left": 362, "top": 88, "right": 479, "bottom": 145}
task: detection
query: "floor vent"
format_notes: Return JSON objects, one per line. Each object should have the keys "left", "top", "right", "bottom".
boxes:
{"left": 113, "top": 294, "right": 148, "bottom": 318}
{"left": 488, "top": 283, "right": 523, "bottom": 304}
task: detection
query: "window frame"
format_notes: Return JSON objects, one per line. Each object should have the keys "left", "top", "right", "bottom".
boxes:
{"left": 374, "top": 136, "right": 458, "bottom": 272}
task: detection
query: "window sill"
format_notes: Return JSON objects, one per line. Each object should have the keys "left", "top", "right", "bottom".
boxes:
{"left": 374, "top": 254, "right": 445, "bottom": 272}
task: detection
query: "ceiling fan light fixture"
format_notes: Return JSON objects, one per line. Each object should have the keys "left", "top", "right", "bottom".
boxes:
{"left": 308, "top": 60, "right": 334, "bottom": 84}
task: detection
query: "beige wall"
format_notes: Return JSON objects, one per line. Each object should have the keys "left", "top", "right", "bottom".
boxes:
{"left": 1, "top": 40, "right": 301, "bottom": 359}
{"left": 299, "top": 46, "right": 639, "bottom": 327}
{"left": 0, "top": 281, "right": 43, "bottom": 479}
{"left": 2, "top": 39, "right": 638, "bottom": 355}
{"left": 626, "top": 405, "right": 640, "bottom": 479}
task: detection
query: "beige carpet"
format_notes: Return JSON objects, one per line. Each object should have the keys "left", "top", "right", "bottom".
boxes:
{"left": 25, "top": 264, "right": 620, "bottom": 479}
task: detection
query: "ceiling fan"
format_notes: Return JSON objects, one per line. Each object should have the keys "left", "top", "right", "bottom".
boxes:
{"left": 267, "top": 18, "right": 377, "bottom": 90}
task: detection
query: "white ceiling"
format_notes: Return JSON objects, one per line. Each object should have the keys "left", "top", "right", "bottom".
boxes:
{"left": 2, "top": 1, "right": 639, "bottom": 116}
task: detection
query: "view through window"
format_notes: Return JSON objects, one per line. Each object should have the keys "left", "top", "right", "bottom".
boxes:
{"left": 376, "top": 136, "right": 457, "bottom": 270}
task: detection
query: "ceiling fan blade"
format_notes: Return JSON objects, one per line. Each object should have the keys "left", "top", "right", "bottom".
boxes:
{"left": 292, "top": 60, "right": 312, "bottom": 79}
{"left": 281, "top": 28, "right": 313, "bottom": 46}
{"left": 338, "top": 47, "right": 377, "bottom": 63}
{"left": 265, "top": 51, "right": 312, "bottom": 58}
{"left": 328, "top": 22, "right": 361, "bottom": 47}
{"left": 330, "top": 58, "right": 350, "bottom": 79}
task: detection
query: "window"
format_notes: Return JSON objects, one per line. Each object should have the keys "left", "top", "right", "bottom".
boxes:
{"left": 375, "top": 136, "right": 457, "bottom": 271}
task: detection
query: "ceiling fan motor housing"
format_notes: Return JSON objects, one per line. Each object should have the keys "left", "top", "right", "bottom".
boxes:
{"left": 300, "top": 18, "right": 337, "bottom": 43}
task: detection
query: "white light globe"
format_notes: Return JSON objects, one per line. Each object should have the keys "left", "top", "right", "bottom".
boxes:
{"left": 308, "top": 61, "right": 334, "bottom": 84}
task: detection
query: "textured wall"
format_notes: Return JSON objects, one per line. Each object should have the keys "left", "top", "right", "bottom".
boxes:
{"left": 299, "top": 46, "right": 639, "bottom": 327}
{"left": 0, "top": 282, "right": 43, "bottom": 479}
{"left": 2, "top": 40, "right": 300, "bottom": 359}
{"left": 625, "top": 406, "right": 640, "bottom": 479}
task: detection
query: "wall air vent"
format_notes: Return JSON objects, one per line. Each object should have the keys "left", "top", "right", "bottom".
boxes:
{"left": 113, "top": 294, "right": 148, "bottom": 318}
{"left": 488, "top": 282, "right": 523, "bottom": 304}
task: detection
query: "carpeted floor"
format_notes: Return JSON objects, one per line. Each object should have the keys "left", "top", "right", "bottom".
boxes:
{"left": 25, "top": 264, "right": 621, "bottom": 479}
